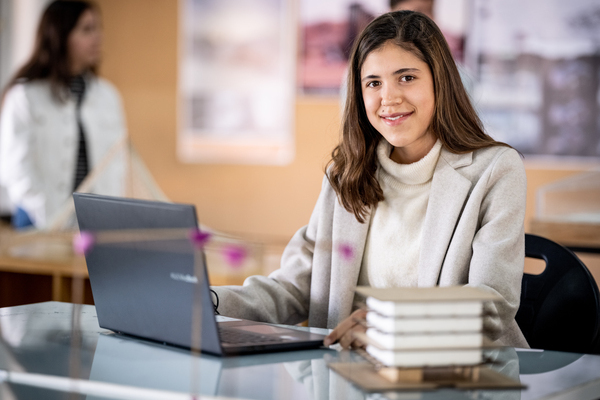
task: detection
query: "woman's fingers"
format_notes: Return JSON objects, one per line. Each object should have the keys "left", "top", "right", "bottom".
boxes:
{"left": 324, "top": 314, "right": 357, "bottom": 345}
{"left": 324, "top": 309, "right": 360, "bottom": 345}
{"left": 324, "top": 314, "right": 353, "bottom": 346}
{"left": 338, "top": 324, "right": 366, "bottom": 349}
{"left": 324, "top": 308, "right": 367, "bottom": 347}
{"left": 338, "top": 329, "right": 354, "bottom": 349}
{"left": 323, "top": 325, "right": 343, "bottom": 346}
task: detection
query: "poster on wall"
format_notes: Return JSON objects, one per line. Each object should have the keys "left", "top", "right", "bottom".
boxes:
{"left": 298, "top": 0, "right": 389, "bottom": 95}
{"left": 178, "top": 0, "right": 296, "bottom": 165}
{"left": 298, "top": 0, "right": 468, "bottom": 95}
{"left": 466, "top": 0, "right": 600, "bottom": 159}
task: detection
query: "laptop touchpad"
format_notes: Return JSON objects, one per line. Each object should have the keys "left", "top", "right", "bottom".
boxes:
{"left": 233, "top": 325, "right": 300, "bottom": 337}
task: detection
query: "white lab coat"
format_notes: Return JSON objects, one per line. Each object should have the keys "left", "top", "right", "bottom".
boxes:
{"left": 0, "top": 76, "right": 126, "bottom": 228}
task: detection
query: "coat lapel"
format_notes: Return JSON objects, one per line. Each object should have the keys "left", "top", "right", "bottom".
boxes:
{"left": 328, "top": 204, "right": 371, "bottom": 327}
{"left": 418, "top": 149, "right": 473, "bottom": 287}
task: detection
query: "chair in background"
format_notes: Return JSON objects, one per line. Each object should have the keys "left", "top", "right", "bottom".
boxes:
{"left": 516, "top": 234, "right": 600, "bottom": 354}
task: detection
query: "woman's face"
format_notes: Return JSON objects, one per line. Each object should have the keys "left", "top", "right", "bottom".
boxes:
{"left": 361, "top": 41, "right": 436, "bottom": 164}
{"left": 68, "top": 9, "right": 102, "bottom": 74}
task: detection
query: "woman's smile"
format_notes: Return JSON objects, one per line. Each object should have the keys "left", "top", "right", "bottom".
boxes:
{"left": 380, "top": 111, "right": 413, "bottom": 125}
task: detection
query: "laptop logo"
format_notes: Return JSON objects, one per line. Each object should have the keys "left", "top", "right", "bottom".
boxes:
{"left": 170, "top": 273, "right": 198, "bottom": 284}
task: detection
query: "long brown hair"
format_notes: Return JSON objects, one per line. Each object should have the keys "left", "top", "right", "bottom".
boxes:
{"left": 327, "top": 10, "right": 510, "bottom": 223}
{"left": 2, "top": 0, "right": 98, "bottom": 102}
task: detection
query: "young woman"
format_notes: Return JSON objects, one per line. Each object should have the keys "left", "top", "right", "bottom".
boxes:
{"left": 0, "top": 0, "right": 125, "bottom": 228}
{"left": 212, "top": 11, "right": 528, "bottom": 349}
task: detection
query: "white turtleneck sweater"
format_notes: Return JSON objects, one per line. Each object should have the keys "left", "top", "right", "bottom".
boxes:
{"left": 358, "top": 139, "right": 442, "bottom": 288}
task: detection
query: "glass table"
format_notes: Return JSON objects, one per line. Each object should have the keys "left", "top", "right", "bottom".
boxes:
{"left": 0, "top": 302, "right": 599, "bottom": 400}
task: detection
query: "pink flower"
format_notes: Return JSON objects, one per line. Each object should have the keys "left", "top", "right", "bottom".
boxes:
{"left": 189, "top": 229, "right": 212, "bottom": 248}
{"left": 337, "top": 242, "right": 354, "bottom": 261}
{"left": 221, "top": 244, "right": 247, "bottom": 268}
{"left": 73, "top": 231, "right": 95, "bottom": 255}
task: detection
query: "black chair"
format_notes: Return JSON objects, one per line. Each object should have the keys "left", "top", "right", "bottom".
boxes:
{"left": 516, "top": 234, "right": 600, "bottom": 354}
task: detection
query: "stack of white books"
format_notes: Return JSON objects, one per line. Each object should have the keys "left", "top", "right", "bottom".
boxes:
{"left": 355, "top": 286, "right": 500, "bottom": 369}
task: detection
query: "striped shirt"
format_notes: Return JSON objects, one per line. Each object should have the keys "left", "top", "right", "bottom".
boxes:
{"left": 70, "top": 75, "right": 88, "bottom": 191}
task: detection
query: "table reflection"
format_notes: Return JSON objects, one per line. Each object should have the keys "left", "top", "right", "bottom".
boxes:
{"left": 0, "top": 303, "right": 600, "bottom": 400}
{"left": 284, "top": 348, "right": 522, "bottom": 400}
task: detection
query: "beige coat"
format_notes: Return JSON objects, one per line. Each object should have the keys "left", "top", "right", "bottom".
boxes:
{"left": 213, "top": 145, "right": 529, "bottom": 348}
{"left": 0, "top": 77, "right": 126, "bottom": 227}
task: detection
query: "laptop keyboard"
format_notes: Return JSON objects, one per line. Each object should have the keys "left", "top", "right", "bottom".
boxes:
{"left": 218, "top": 328, "right": 284, "bottom": 345}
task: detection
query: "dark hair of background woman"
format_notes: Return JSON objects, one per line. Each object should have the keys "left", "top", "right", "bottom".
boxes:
{"left": 3, "top": 0, "right": 98, "bottom": 101}
{"left": 327, "top": 10, "right": 511, "bottom": 223}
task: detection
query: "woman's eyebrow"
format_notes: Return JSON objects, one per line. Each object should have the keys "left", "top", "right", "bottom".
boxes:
{"left": 393, "top": 67, "right": 420, "bottom": 75}
{"left": 361, "top": 74, "right": 380, "bottom": 82}
{"left": 361, "top": 67, "right": 421, "bottom": 82}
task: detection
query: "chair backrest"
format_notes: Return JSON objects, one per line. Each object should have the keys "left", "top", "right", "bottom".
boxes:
{"left": 516, "top": 234, "right": 600, "bottom": 354}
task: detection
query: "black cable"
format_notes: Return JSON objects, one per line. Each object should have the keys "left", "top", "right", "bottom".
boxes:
{"left": 210, "top": 289, "right": 220, "bottom": 315}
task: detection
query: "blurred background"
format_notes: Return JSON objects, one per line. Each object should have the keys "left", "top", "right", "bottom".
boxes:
{"left": 0, "top": 0, "right": 598, "bottom": 307}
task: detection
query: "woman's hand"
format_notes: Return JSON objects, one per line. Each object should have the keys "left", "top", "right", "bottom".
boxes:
{"left": 323, "top": 308, "right": 368, "bottom": 349}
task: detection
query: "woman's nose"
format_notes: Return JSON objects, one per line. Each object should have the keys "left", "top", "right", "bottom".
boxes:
{"left": 381, "top": 86, "right": 401, "bottom": 106}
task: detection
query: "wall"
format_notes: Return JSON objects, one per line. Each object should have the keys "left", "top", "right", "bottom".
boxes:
{"left": 0, "top": 0, "right": 51, "bottom": 88}
{"left": 97, "top": 0, "right": 339, "bottom": 243}
{"left": 96, "top": 0, "right": 599, "bottom": 277}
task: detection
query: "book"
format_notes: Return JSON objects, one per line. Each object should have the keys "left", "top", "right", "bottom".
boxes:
{"left": 366, "top": 345, "right": 483, "bottom": 368}
{"left": 356, "top": 286, "right": 500, "bottom": 314}
{"left": 366, "top": 296, "right": 483, "bottom": 317}
{"left": 365, "top": 328, "right": 484, "bottom": 350}
{"left": 366, "top": 312, "right": 482, "bottom": 334}
{"left": 354, "top": 286, "right": 498, "bottom": 369}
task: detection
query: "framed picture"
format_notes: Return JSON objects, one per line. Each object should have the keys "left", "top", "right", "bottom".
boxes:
{"left": 298, "top": 0, "right": 388, "bottom": 95}
{"left": 466, "top": 0, "right": 600, "bottom": 159}
{"left": 178, "top": 0, "right": 296, "bottom": 165}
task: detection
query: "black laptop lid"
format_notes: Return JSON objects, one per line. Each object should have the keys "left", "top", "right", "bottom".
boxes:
{"left": 73, "top": 193, "right": 222, "bottom": 355}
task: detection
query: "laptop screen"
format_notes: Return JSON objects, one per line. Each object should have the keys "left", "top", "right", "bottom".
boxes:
{"left": 73, "top": 193, "right": 223, "bottom": 355}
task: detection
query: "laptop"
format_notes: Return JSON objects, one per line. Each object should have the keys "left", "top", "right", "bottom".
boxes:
{"left": 73, "top": 193, "right": 325, "bottom": 356}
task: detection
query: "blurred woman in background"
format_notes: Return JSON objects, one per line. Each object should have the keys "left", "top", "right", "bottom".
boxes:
{"left": 0, "top": 0, "right": 125, "bottom": 229}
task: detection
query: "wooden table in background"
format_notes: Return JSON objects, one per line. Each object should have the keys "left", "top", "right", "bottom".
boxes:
{"left": 0, "top": 223, "right": 91, "bottom": 307}
{"left": 0, "top": 223, "right": 277, "bottom": 307}
{"left": 530, "top": 219, "right": 600, "bottom": 254}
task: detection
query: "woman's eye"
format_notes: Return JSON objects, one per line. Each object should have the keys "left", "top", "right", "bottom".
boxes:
{"left": 366, "top": 81, "right": 380, "bottom": 88}
{"left": 401, "top": 75, "right": 415, "bottom": 82}
{"left": 82, "top": 23, "right": 98, "bottom": 34}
